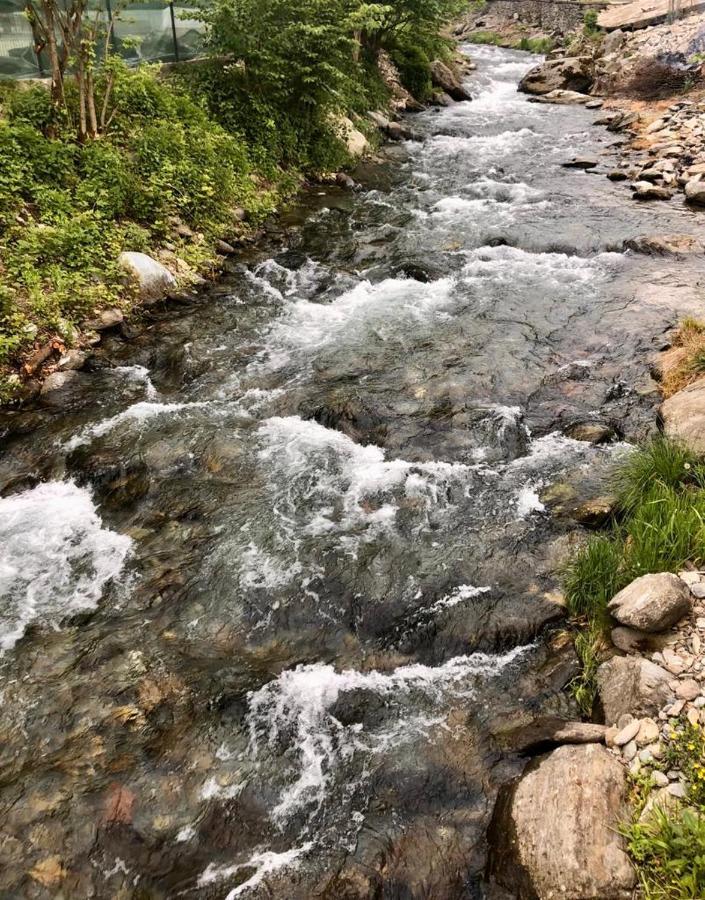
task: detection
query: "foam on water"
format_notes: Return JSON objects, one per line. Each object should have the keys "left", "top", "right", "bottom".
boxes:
{"left": 113, "top": 365, "right": 158, "bottom": 400}
{"left": 198, "top": 844, "right": 314, "bottom": 898}
{"left": 65, "top": 400, "right": 219, "bottom": 450}
{"left": 251, "top": 276, "right": 455, "bottom": 374}
{"left": 0, "top": 481, "right": 132, "bottom": 651}
{"left": 257, "top": 416, "right": 473, "bottom": 549}
{"left": 460, "top": 244, "right": 619, "bottom": 287}
{"left": 246, "top": 644, "right": 531, "bottom": 825}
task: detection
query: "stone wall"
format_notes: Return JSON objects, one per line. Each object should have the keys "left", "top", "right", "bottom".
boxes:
{"left": 481, "top": 0, "right": 603, "bottom": 32}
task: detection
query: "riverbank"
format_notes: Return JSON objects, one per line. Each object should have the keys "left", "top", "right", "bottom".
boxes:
{"left": 0, "top": 0, "right": 472, "bottom": 407}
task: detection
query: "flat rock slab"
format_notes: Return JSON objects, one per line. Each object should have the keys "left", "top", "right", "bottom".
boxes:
{"left": 599, "top": 0, "right": 705, "bottom": 30}
{"left": 661, "top": 376, "right": 705, "bottom": 455}
{"left": 488, "top": 744, "right": 635, "bottom": 899}
{"left": 608, "top": 573, "right": 691, "bottom": 632}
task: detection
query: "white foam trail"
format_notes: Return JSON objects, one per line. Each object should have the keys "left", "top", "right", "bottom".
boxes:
{"left": 257, "top": 416, "right": 473, "bottom": 551}
{"left": 198, "top": 844, "right": 314, "bottom": 897}
{"left": 251, "top": 276, "right": 455, "bottom": 373}
{"left": 113, "top": 365, "right": 158, "bottom": 400}
{"left": 247, "top": 644, "right": 531, "bottom": 825}
{"left": 515, "top": 485, "right": 546, "bottom": 518}
{"left": 65, "top": 401, "right": 216, "bottom": 450}
{"left": 460, "top": 245, "right": 619, "bottom": 287}
{"left": 0, "top": 481, "right": 132, "bottom": 651}
{"left": 429, "top": 584, "right": 491, "bottom": 613}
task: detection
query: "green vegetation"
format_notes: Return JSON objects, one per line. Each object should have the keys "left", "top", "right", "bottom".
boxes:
{"left": 565, "top": 438, "right": 705, "bottom": 713}
{"left": 583, "top": 9, "right": 599, "bottom": 36}
{"left": 518, "top": 36, "right": 554, "bottom": 54}
{"left": 0, "top": 0, "right": 465, "bottom": 400}
{"left": 663, "top": 317, "right": 705, "bottom": 398}
{"left": 623, "top": 720, "right": 705, "bottom": 898}
{"left": 466, "top": 31, "right": 553, "bottom": 53}
{"left": 465, "top": 30, "right": 505, "bottom": 46}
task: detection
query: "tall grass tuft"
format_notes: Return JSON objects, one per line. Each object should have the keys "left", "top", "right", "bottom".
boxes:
{"left": 613, "top": 437, "right": 705, "bottom": 516}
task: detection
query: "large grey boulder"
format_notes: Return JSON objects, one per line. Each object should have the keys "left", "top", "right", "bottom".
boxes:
{"left": 118, "top": 251, "right": 177, "bottom": 304}
{"left": 430, "top": 59, "right": 471, "bottom": 102}
{"left": 608, "top": 573, "right": 691, "bottom": 632}
{"left": 488, "top": 744, "right": 635, "bottom": 899}
{"left": 661, "top": 377, "right": 705, "bottom": 455}
{"left": 518, "top": 57, "right": 594, "bottom": 96}
{"left": 597, "top": 655, "right": 673, "bottom": 725}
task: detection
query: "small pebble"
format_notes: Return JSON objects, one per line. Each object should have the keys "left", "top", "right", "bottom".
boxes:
{"left": 639, "top": 749, "right": 654, "bottom": 765}
{"left": 622, "top": 740, "right": 638, "bottom": 762}
{"left": 688, "top": 707, "right": 700, "bottom": 726}
{"left": 677, "top": 679, "right": 700, "bottom": 701}
{"left": 667, "top": 699, "right": 686, "bottom": 716}
{"left": 667, "top": 782, "right": 687, "bottom": 798}
{"left": 636, "top": 718, "right": 660, "bottom": 746}
{"left": 652, "top": 771, "right": 669, "bottom": 787}
{"left": 614, "top": 719, "right": 641, "bottom": 746}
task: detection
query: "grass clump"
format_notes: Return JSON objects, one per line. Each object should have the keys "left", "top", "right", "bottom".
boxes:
{"left": 564, "top": 437, "right": 705, "bottom": 713}
{"left": 662, "top": 317, "right": 705, "bottom": 398}
{"left": 625, "top": 807, "right": 705, "bottom": 899}
{"left": 465, "top": 31, "right": 505, "bottom": 46}
{"left": 518, "top": 36, "right": 554, "bottom": 54}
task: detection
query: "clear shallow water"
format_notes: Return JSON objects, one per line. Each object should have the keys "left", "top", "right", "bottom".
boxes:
{"left": 1, "top": 46, "right": 705, "bottom": 899}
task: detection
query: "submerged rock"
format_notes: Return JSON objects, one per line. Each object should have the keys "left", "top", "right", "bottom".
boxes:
{"left": 597, "top": 656, "right": 673, "bottom": 724}
{"left": 118, "top": 251, "right": 177, "bottom": 304}
{"left": 487, "top": 744, "right": 635, "bottom": 899}
{"left": 39, "top": 370, "right": 92, "bottom": 409}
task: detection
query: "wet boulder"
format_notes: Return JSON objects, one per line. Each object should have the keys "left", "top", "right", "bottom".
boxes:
{"left": 608, "top": 573, "right": 691, "bottom": 632}
{"left": 430, "top": 59, "right": 472, "bottom": 102}
{"left": 118, "top": 251, "right": 177, "bottom": 304}
{"left": 596, "top": 655, "right": 673, "bottom": 725}
{"left": 518, "top": 57, "right": 594, "bottom": 96}
{"left": 661, "top": 377, "right": 705, "bottom": 455}
{"left": 623, "top": 233, "right": 704, "bottom": 256}
{"left": 39, "top": 370, "right": 93, "bottom": 410}
{"left": 487, "top": 744, "right": 635, "bottom": 899}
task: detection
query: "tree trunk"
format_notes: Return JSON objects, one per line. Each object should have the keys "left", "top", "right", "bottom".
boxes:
{"left": 86, "top": 67, "right": 98, "bottom": 138}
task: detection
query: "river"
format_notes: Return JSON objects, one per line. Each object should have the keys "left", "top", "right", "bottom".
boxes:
{"left": 1, "top": 45, "right": 705, "bottom": 899}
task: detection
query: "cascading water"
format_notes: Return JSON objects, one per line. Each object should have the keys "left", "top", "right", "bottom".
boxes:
{"left": 1, "top": 45, "right": 705, "bottom": 899}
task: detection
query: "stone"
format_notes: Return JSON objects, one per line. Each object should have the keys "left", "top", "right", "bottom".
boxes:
{"left": 636, "top": 718, "right": 660, "bottom": 746}
{"left": 562, "top": 157, "right": 599, "bottom": 169}
{"left": 608, "top": 573, "right": 692, "bottom": 633}
{"left": 518, "top": 57, "right": 594, "bottom": 96}
{"left": 676, "top": 679, "right": 700, "bottom": 701}
{"left": 597, "top": 656, "right": 673, "bottom": 725}
{"left": 215, "top": 240, "right": 236, "bottom": 255}
{"left": 622, "top": 740, "right": 638, "bottom": 761}
{"left": 495, "top": 717, "right": 608, "bottom": 753}
{"left": 614, "top": 719, "right": 641, "bottom": 746}
{"left": 662, "top": 378, "right": 705, "bottom": 455}
{"left": 685, "top": 179, "right": 705, "bottom": 206}
{"left": 611, "top": 626, "right": 650, "bottom": 654}
{"left": 84, "top": 307, "right": 124, "bottom": 331}
{"left": 29, "top": 856, "right": 66, "bottom": 887}
{"left": 663, "top": 647, "right": 687, "bottom": 674}
{"left": 338, "top": 116, "right": 369, "bottom": 158}
{"left": 691, "top": 583, "right": 705, "bottom": 599}
{"left": 39, "top": 370, "right": 92, "bottom": 410}
{"left": 687, "top": 707, "right": 700, "bottom": 726}
{"left": 629, "top": 226, "right": 697, "bottom": 252}
{"left": 586, "top": 99, "right": 604, "bottom": 109}
{"left": 566, "top": 422, "right": 614, "bottom": 443}
{"left": 487, "top": 745, "right": 635, "bottom": 899}
{"left": 118, "top": 251, "right": 177, "bottom": 304}
{"left": 667, "top": 781, "right": 687, "bottom": 798}
{"left": 608, "top": 170, "right": 628, "bottom": 181}
{"left": 57, "top": 349, "right": 89, "bottom": 371}
{"left": 632, "top": 181, "right": 672, "bottom": 201}
{"left": 652, "top": 771, "right": 669, "bottom": 787}
{"left": 429, "top": 59, "right": 471, "bottom": 102}
{"left": 573, "top": 496, "right": 617, "bottom": 529}
{"left": 638, "top": 748, "right": 654, "bottom": 764}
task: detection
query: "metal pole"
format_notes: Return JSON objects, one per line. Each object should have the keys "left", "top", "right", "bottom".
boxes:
{"left": 169, "top": 2, "right": 180, "bottom": 62}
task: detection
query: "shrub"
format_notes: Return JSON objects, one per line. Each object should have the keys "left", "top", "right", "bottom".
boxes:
{"left": 583, "top": 9, "right": 599, "bottom": 35}
{"left": 391, "top": 43, "right": 433, "bottom": 101}
{"left": 625, "top": 807, "right": 705, "bottom": 899}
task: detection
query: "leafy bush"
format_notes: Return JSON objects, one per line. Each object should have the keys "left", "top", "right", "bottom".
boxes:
{"left": 583, "top": 9, "right": 599, "bottom": 35}
{"left": 391, "top": 43, "right": 433, "bottom": 101}
{"left": 625, "top": 807, "right": 705, "bottom": 899}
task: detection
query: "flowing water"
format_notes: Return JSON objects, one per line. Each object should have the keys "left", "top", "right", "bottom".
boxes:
{"left": 1, "top": 45, "right": 705, "bottom": 899}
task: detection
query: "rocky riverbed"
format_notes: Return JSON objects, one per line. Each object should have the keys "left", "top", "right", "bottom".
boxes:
{"left": 2, "top": 44, "right": 705, "bottom": 899}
